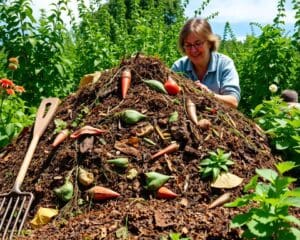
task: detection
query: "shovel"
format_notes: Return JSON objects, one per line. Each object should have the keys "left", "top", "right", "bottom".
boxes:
{"left": 0, "top": 97, "right": 60, "bottom": 240}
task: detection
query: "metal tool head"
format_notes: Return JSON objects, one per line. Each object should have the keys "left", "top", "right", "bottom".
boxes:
{"left": 0, "top": 191, "right": 34, "bottom": 240}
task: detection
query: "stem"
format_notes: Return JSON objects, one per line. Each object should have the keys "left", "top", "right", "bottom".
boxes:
{"left": 0, "top": 90, "right": 6, "bottom": 127}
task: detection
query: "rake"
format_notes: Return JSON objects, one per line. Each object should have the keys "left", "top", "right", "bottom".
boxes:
{"left": 0, "top": 97, "right": 60, "bottom": 240}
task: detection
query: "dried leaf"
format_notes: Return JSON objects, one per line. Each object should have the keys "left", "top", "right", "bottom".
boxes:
{"left": 79, "top": 71, "right": 101, "bottom": 88}
{"left": 135, "top": 123, "right": 154, "bottom": 137}
{"left": 114, "top": 141, "right": 141, "bottom": 158}
{"left": 211, "top": 172, "right": 243, "bottom": 189}
{"left": 116, "top": 226, "right": 128, "bottom": 239}
{"left": 30, "top": 207, "right": 58, "bottom": 227}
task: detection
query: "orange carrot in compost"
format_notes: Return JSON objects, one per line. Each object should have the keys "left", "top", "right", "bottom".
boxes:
{"left": 70, "top": 126, "right": 107, "bottom": 139}
{"left": 52, "top": 129, "right": 69, "bottom": 147}
{"left": 151, "top": 142, "right": 179, "bottom": 160}
{"left": 87, "top": 186, "right": 120, "bottom": 200}
{"left": 186, "top": 98, "right": 198, "bottom": 125}
{"left": 208, "top": 192, "right": 231, "bottom": 209}
{"left": 121, "top": 69, "right": 131, "bottom": 99}
{"left": 156, "top": 186, "right": 178, "bottom": 199}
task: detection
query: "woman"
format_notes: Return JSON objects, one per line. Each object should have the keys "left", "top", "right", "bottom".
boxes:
{"left": 172, "top": 18, "right": 240, "bottom": 108}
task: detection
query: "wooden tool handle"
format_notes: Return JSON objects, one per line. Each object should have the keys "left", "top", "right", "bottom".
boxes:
{"left": 13, "top": 98, "right": 60, "bottom": 192}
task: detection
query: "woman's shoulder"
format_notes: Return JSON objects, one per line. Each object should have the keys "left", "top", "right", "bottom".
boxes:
{"left": 212, "top": 52, "right": 234, "bottom": 63}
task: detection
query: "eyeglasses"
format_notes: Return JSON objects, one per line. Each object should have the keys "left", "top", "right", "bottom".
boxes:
{"left": 183, "top": 40, "right": 206, "bottom": 51}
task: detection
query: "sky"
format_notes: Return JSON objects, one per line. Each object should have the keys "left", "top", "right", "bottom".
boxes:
{"left": 184, "top": 0, "right": 296, "bottom": 40}
{"left": 31, "top": 0, "right": 296, "bottom": 40}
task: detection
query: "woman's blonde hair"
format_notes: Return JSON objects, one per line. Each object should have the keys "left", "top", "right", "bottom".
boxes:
{"left": 178, "top": 18, "right": 220, "bottom": 53}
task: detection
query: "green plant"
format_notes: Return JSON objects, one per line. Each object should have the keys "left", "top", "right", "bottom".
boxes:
{"left": 0, "top": 0, "right": 76, "bottom": 105}
{"left": 54, "top": 119, "right": 68, "bottom": 134}
{"left": 226, "top": 161, "right": 300, "bottom": 239}
{"left": 71, "top": 106, "right": 90, "bottom": 127}
{"left": 252, "top": 96, "right": 300, "bottom": 163}
{"left": 0, "top": 77, "right": 34, "bottom": 148}
{"left": 160, "top": 232, "right": 190, "bottom": 240}
{"left": 199, "top": 148, "right": 234, "bottom": 180}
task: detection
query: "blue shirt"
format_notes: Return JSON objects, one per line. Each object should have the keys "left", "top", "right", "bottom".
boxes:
{"left": 171, "top": 52, "right": 241, "bottom": 102}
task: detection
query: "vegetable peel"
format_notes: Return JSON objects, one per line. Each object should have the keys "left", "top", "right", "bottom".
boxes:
{"left": 88, "top": 186, "right": 120, "bottom": 200}
{"left": 156, "top": 186, "right": 178, "bottom": 199}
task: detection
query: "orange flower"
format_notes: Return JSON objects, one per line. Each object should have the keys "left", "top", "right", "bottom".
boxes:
{"left": 9, "top": 57, "right": 19, "bottom": 65}
{"left": 6, "top": 88, "right": 15, "bottom": 95}
{"left": 15, "top": 85, "right": 25, "bottom": 93}
{"left": 0, "top": 78, "right": 14, "bottom": 88}
{"left": 8, "top": 63, "right": 18, "bottom": 71}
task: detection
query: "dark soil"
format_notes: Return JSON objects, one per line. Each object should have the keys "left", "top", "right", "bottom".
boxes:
{"left": 0, "top": 56, "right": 296, "bottom": 239}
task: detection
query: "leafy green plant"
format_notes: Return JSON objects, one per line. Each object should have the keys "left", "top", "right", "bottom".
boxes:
{"left": 160, "top": 232, "right": 190, "bottom": 240}
{"left": 199, "top": 148, "right": 234, "bottom": 180}
{"left": 0, "top": 0, "right": 76, "bottom": 105}
{"left": 226, "top": 161, "right": 300, "bottom": 240}
{"left": 0, "top": 77, "right": 34, "bottom": 148}
{"left": 252, "top": 96, "right": 300, "bottom": 163}
{"left": 54, "top": 119, "right": 68, "bottom": 134}
{"left": 71, "top": 106, "right": 90, "bottom": 127}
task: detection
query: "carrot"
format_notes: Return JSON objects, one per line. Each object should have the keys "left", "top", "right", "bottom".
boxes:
{"left": 208, "top": 192, "right": 231, "bottom": 209}
{"left": 52, "top": 129, "right": 69, "bottom": 147}
{"left": 156, "top": 186, "right": 177, "bottom": 199}
{"left": 151, "top": 142, "right": 179, "bottom": 160}
{"left": 186, "top": 98, "right": 198, "bottom": 125}
{"left": 121, "top": 69, "right": 131, "bottom": 99}
{"left": 70, "top": 125, "right": 107, "bottom": 139}
{"left": 87, "top": 186, "right": 120, "bottom": 200}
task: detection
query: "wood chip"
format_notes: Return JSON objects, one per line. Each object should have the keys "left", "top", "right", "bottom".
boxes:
{"left": 80, "top": 136, "right": 94, "bottom": 153}
{"left": 114, "top": 141, "right": 142, "bottom": 159}
{"left": 154, "top": 210, "right": 174, "bottom": 228}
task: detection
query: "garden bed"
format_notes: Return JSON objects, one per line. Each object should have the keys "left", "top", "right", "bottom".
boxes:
{"left": 1, "top": 56, "right": 296, "bottom": 239}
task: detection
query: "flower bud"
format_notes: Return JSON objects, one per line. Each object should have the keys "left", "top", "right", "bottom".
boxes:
{"left": 8, "top": 63, "right": 18, "bottom": 71}
{"left": 269, "top": 84, "right": 278, "bottom": 93}
{"left": 9, "top": 57, "right": 19, "bottom": 65}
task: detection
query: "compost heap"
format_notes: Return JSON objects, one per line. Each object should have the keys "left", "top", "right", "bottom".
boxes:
{"left": 0, "top": 56, "right": 294, "bottom": 240}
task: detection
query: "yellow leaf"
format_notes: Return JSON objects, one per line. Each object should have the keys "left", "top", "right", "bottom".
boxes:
{"left": 79, "top": 71, "right": 101, "bottom": 88}
{"left": 30, "top": 207, "right": 58, "bottom": 227}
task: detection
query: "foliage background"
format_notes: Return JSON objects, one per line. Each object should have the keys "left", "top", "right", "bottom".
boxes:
{"left": 0, "top": 0, "right": 299, "bottom": 149}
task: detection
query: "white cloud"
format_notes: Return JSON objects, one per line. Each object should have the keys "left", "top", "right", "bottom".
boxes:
{"left": 186, "top": 0, "right": 296, "bottom": 24}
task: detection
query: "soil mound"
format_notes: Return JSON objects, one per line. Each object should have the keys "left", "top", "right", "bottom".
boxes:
{"left": 0, "top": 56, "right": 282, "bottom": 239}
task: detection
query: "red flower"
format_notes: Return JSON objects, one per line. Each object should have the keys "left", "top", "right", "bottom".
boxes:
{"left": 0, "top": 78, "right": 14, "bottom": 88}
{"left": 15, "top": 85, "right": 25, "bottom": 93}
{"left": 6, "top": 88, "right": 15, "bottom": 95}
